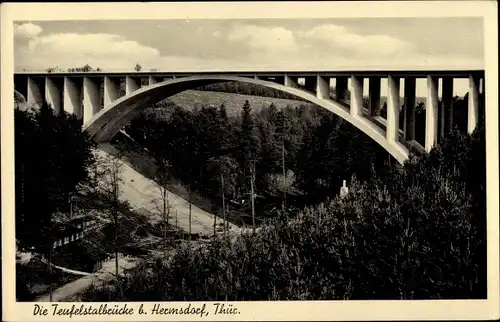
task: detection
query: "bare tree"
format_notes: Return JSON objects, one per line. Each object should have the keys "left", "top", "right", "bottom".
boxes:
{"left": 153, "top": 158, "right": 172, "bottom": 247}
{"left": 250, "top": 160, "right": 256, "bottom": 233}
{"left": 97, "top": 151, "right": 124, "bottom": 277}
{"left": 134, "top": 63, "right": 142, "bottom": 72}
{"left": 175, "top": 210, "right": 178, "bottom": 230}
{"left": 188, "top": 185, "right": 192, "bottom": 241}
{"left": 282, "top": 137, "right": 286, "bottom": 214}
{"left": 208, "top": 156, "right": 238, "bottom": 238}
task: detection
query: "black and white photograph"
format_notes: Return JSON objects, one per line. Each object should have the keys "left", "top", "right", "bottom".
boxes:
{"left": 2, "top": 1, "right": 499, "bottom": 321}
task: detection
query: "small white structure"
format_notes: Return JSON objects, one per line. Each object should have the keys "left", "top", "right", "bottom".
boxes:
{"left": 340, "top": 180, "right": 349, "bottom": 198}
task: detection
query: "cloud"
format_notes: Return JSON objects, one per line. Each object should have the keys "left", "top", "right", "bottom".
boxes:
{"left": 14, "top": 22, "right": 483, "bottom": 72}
{"left": 298, "top": 24, "right": 415, "bottom": 57}
{"left": 18, "top": 33, "right": 161, "bottom": 70}
{"left": 14, "top": 23, "right": 43, "bottom": 38}
{"left": 227, "top": 24, "right": 297, "bottom": 53}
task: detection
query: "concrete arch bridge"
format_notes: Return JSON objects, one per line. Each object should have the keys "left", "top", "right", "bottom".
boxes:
{"left": 14, "top": 69, "right": 485, "bottom": 165}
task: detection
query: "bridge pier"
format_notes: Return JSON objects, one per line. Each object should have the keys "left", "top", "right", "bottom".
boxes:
{"left": 403, "top": 76, "right": 416, "bottom": 141}
{"left": 284, "top": 73, "right": 299, "bottom": 88}
{"left": 63, "top": 77, "right": 83, "bottom": 118}
{"left": 27, "top": 77, "right": 45, "bottom": 106}
{"left": 386, "top": 75, "right": 400, "bottom": 142}
{"left": 104, "top": 76, "right": 121, "bottom": 106}
{"left": 442, "top": 77, "right": 454, "bottom": 137}
{"left": 262, "top": 75, "right": 285, "bottom": 85}
{"left": 350, "top": 75, "right": 364, "bottom": 117}
{"left": 425, "top": 75, "right": 439, "bottom": 152}
{"left": 83, "top": 77, "right": 101, "bottom": 124}
{"left": 368, "top": 77, "right": 381, "bottom": 116}
{"left": 45, "top": 77, "right": 63, "bottom": 113}
{"left": 335, "top": 76, "right": 349, "bottom": 101}
{"left": 304, "top": 76, "right": 317, "bottom": 93}
{"left": 126, "top": 76, "right": 141, "bottom": 95}
{"left": 148, "top": 76, "right": 161, "bottom": 86}
{"left": 468, "top": 73, "right": 480, "bottom": 134}
{"left": 162, "top": 76, "right": 176, "bottom": 82}
{"left": 316, "top": 75, "right": 330, "bottom": 99}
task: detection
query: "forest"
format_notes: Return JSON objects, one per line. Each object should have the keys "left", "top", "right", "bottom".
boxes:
{"left": 85, "top": 97, "right": 487, "bottom": 300}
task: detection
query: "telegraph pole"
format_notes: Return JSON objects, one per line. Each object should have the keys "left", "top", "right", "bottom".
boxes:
{"left": 250, "top": 160, "right": 256, "bottom": 233}
{"left": 69, "top": 195, "right": 73, "bottom": 219}
{"left": 188, "top": 185, "right": 192, "bottom": 241}
{"left": 221, "top": 173, "right": 226, "bottom": 237}
{"left": 282, "top": 139, "right": 286, "bottom": 215}
{"left": 281, "top": 114, "right": 287, "bottom": 216}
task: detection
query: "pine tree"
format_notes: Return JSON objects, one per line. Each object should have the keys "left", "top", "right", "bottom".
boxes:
{"left": 238, "top": 100, "right": 260, "bottom": 171}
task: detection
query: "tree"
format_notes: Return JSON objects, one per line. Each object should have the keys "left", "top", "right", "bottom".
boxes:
{"left": 15, "top": 103, "right": 95, "bottom": 251}
{"left": 275, "top": 110, "right": 288, "bottom": 212}
{"left": 15, "top": 102, "right": 95, "bottom": 300}
{"left": 15, "top": 106, "right": 56, "bottom": 301}
{"left": 134, "top": 63, "right": 142, "bottom": 72}
{"left": 67, "top": 64, "right": 99, "bottom": 72}
{"left": 97, "top": 150, "right": 124, "bottom": 277}
{"left": 153, "top": 158, "right": 172, "bottom": 246}
{"left": 254, "top": 107, "right": 280, "bottom": 180}
{"left": 55, "top": 112, "right": 96, "bottom": 213}
{"left": 207, "top": 156, "right": 239, "bottom": 236}
{"left": 217, "top": 104, "right": 231, "bottom": 156}
{"left": 82, "top": 64, "right": 92, "bottom": 72}
{"left": 238, "top": 100, "right": 261, "bottom": 189}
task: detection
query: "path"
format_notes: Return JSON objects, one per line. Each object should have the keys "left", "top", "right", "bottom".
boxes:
{"left": 39, "top": 257, "right": 91, "bottom": 277}
{"left": 35, "top": 255, "right": 139, "bottom": 302}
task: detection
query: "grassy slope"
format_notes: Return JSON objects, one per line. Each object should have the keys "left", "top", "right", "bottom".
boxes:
{"left": 165, "top": 90, "right": 428, "bottom": 117}
{"left": 165, "top": 90, "right": 316, "bottom": 116}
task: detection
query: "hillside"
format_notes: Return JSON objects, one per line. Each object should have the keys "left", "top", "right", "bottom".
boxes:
{"left": 102, "top": 131, "right": 244, "bottom": 236}
{"left": 164, "top": 90, "right": 316, "bottom": 117}
{"left": 380, "top": 96, "right": 427, "bottom": 107}
{"left": 165, "top": 90, "right": 429, "bottom": 116}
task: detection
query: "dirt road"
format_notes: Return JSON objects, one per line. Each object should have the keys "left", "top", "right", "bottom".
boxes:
{"left": 96, "top": 144, "right": 241, "bottom": 236}
{"left": 35, "top": 255, "right": 139, "bottom": 302}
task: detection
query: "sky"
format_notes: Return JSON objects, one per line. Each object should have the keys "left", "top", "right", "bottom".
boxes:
{"left": 14, "top": 18, "right": 484, "bottom": 96}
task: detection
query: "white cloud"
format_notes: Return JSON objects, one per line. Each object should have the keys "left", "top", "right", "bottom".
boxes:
{"left": 228, "top": 24, "right": 297, "bottom": 53}
{"left": 18, "top": 33, "right": 161, "bottom": 70}
{"left": 14, "top": 23, "right": 482, "bottom": 73}
{"left": 14, "top": 23, "right": 43, "bottom": 38}
{"left": 298, "top": 24, "right": 414, "bottom": 57}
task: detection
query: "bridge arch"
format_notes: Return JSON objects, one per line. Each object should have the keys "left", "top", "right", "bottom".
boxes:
{"left": 14, "top": 90, "right": 27, "bottom": 103}
{"left": 83, "top": 75, "right": 409, "bottom": 164}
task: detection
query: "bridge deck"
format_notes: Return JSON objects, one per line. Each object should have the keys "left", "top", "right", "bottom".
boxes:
{"left": 14, "top": 68, "right": 485, "bottom": 78}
